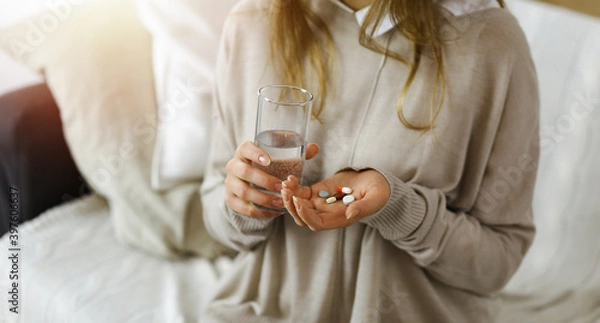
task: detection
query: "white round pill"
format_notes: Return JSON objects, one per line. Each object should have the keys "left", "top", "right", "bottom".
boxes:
{"left": 342, "top": 195, "right": 355, "bottom": 205}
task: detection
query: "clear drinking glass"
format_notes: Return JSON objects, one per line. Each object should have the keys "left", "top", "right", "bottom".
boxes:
{"left": 252, "top": 84, "right": 313, "bottom": 212}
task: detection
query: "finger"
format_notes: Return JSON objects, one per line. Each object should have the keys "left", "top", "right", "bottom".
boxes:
{"left": 236, "top": 141, "right": 271, "bottom": 166}
{"left": 281, "top": 188, "right": 306, "bottom": 226}
{"left": 227, "top": 158, "right": 283, "bottom": 193}
{"left": 293, "top": 196, "right": 323, "bottom": 231}
{"left": 305, "top": 143, "right": 320, "bottom": 160}
{"left": 282, "top": 175, "right": 312, "bottom": 200}
{"left": 225, "top": 191, "right": 283, "bottom": 219}
{"left": 226, "top": 175, "right": 284, "bottom": 210}
{"left": 344, "top": 193, "right": 381, "bottom": 221}
{"left": 281, "top": 178, "right": 308, "bottom": 226}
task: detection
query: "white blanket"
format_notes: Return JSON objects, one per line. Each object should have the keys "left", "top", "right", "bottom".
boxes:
{"left": 0, "top": 196, "right": 232, "bottom": 323}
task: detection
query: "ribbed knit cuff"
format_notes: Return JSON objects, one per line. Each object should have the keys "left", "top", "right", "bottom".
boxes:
{"left": 359, "top": 169, "right": 427, "bottom": 240}
{"left": 228, "top": 209, "right": 276, "bottom": 233}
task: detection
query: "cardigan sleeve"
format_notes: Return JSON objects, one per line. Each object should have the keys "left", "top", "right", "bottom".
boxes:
{"left": 360, "top": 18, "right": 540, "bottom": 296}
{"left": 200, "top": 14, "right": 277, "bottom": 252}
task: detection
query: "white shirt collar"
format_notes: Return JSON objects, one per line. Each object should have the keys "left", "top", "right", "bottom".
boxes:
{"left": 355, "top": 6, "right": 395, "bottom": 38}
{"left": 329, "top": 0, "right": 394, "bottom": 37}
{"left": 440, "top": 0, "right": 501, "bottom": 16}
{"left": 329, "top": 0, "right": 500, "bottom": 38}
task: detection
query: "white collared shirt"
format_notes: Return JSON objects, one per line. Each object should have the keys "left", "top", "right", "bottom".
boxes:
{"left": 329, "top": 0, "right": 501, "bottom": 37}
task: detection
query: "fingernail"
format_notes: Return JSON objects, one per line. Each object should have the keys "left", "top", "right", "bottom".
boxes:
{"left": 273, "top": 199, "right": 283, "bottom": 207}
{"left": 258, "top": 155, "right": 269, "bottom": 166}
{"left": 347, "top": 209, "right": 360, "bottom": 220}
{"left": 276, "top": 182, "right": 283, "bottom": 191}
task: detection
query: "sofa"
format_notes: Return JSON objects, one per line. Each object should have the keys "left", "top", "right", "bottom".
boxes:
{"left": 0, "top": 0, "right": 599, "bottom": 322}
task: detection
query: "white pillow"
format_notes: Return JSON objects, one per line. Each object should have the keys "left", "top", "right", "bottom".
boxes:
{"left": 0, "top": 0, "right": 91, "bottom": 95}
{"left": 136, "top": 0, "right": 239, "bottom": 190}
{"left": 0, "top": 0, "right": 233, "bottom": 258}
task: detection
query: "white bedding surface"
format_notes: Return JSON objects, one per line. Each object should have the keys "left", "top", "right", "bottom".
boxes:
{"left": 0, "top": 195, "right": 232, "bottom": 323}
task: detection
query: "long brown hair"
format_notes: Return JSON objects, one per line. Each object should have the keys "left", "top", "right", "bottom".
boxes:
{"left": 269, "top": 0, "right": 505, "bottom": 131}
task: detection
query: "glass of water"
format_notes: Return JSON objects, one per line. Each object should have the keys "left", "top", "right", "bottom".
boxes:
{"left": 252, "top": 84, "right": 313, "bottom": 212}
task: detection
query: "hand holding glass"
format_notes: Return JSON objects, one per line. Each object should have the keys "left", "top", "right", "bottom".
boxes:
{"left": 252, "top": 85, "right": 313, "bottom": 212}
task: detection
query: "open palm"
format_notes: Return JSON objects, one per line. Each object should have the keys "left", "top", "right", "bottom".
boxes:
{"left": 281, "top": 169, "right": 390, "bottom": 231}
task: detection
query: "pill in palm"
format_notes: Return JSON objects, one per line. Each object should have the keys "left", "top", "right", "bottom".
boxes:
{"left": 326, "top": 197, "right": 337, "bottom": 204}
{"left": 342, "top": 195, "right": 355, "bottom": 205}
{"left": 319, "top": 190, "right": 330, "bottom": 198}
{"left": 337, "top": 186, "right": 353, "bottom": 194}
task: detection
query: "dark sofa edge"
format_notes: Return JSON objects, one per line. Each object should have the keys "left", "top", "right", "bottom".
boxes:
{"left": 0, "top": 83, "right": 89, "bottom": 236}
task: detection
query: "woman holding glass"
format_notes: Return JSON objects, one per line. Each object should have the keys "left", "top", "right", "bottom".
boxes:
{"left": 201, "top": 0, "right": 539, "bottom": 321}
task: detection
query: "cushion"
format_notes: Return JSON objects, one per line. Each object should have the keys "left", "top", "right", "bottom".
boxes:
{"left": 0, "top": 0, "right": 52, "bottom": 95}
{"left": 136, "top": 0, "right": 239, "bottom": 190}
{"left": 0, "top": 0, "right": 232, "bottom": 258}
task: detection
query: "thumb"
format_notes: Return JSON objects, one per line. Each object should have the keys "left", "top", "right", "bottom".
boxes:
{"left": 305, "top": 143, "right": 320, "bottom": 160}
{"left": 345, "top": 196, "right": 380, "bottom": 221}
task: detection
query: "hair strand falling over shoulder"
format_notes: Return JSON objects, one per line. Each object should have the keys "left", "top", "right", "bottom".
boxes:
{"left": 269, "top": 0, "right": 505, "bottom": 131}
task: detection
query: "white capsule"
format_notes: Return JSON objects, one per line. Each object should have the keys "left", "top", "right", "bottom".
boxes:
{"left": 342, "top": 195, "right": 355, "bottom": 205}
{"left": 326, "top": 197, "right": 337, "bottom": 204}
{"left": 341, "top": 187, "right": 353, "bottom": 194}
